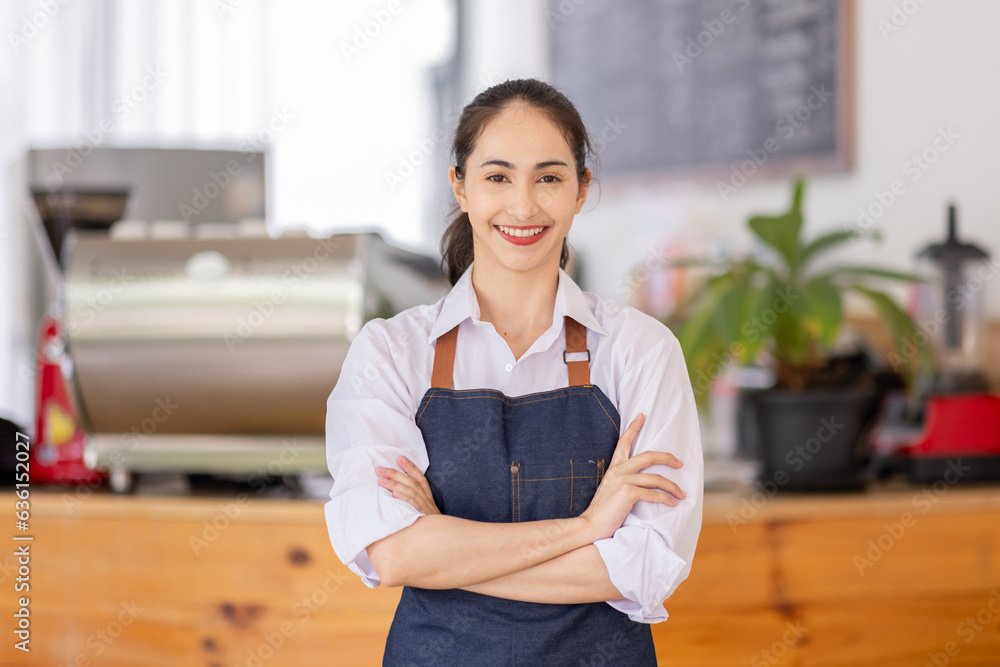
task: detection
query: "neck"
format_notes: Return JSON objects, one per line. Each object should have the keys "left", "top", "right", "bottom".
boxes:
{"left": 471, "top": 260, "right": 560, "bottom": 338}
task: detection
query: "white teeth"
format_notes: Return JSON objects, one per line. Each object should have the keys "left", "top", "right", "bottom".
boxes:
{"left": 497, "top": 225, "right": 545, "bottom": 238}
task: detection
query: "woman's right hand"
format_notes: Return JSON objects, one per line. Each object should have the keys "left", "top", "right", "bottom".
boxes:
{"left": 579, "top": 413, "right": 686, "bottom": 542}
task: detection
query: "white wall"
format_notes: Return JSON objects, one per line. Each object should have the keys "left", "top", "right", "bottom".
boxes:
{"left": 265, "top": 0, "right": 454, "bottom": 246}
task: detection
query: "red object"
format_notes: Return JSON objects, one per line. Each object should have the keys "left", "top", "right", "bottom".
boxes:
{"left": 31, "top": 312, "right": 107, "bottom": 485}
{"left": 901, "top": 394, "right": 1000, "bottom": 456}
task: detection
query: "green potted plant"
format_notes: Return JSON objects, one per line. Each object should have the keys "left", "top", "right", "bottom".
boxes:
{"left": 665, "top": 177, "right": 931, "bottom": 491}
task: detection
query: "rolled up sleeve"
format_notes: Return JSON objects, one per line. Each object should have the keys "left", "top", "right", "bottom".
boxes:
{"left": 593, "top": 328, "right": 704, "bottom": 623}
{"left": 324, "top": 320, "right": 430, "bottom": 588}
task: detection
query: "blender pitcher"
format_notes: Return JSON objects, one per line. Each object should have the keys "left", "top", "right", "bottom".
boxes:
{"left": 914, "top": 203, "right": 992, "bottom": 394}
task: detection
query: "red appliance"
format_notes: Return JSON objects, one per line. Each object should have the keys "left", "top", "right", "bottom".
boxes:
{"left": 878, "top": 204, "right": 1000, "bottom": 483}
{"left": 896, "top": 394, "right": 1000, "bottom": 482}
{"left": 31, "top": 312, "right": 106, "bottom": 486}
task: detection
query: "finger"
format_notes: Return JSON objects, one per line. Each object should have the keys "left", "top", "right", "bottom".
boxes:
{"left": 631, "top": 450, "right": 685, "bottom": 470}
{"left": 379, "top": 470, "right": 441, "bottom": 515}
{"left": 399, "top": 488, "right": 437, "bottom": 515}
{"left": 379, "top": 470, "right": 420, "bottom": 494}
{"left": 389, "top": 461, "right": 433, "bottom": 497}
{"left": 636, "top": 487, "right": 679, "bottom": 507}
{"left": 390, "top": 485, "right": 416, "bottom": 503}
{"left": 378, "top": 474, "right": 424, "bottom": 503}
{"left": 381, "top": 470, "right": 437, "bottom": 509}
{"left": 625, "top": 472, "right": 686, "bottom": 499}
{"left": 397, "top": 456, "right": 427, "bottom": 479}
{"left": 376, "top": 467, "right": 403, "bottom": 481}
{"left": 377, "top": 466, "right": 416, "bottom": 485}
{"left": 611, "top": 413, "right": 645, "bottom": 464}
{"left": 627, "top": 413, "right": 646, "bottom": 434}
{"left": 377, "top": 470, "right": 415, "bottom": 497}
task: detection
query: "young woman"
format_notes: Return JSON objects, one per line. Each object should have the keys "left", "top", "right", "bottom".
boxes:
{"left": 325, "top": 78, "right": 703, "bottom": 666}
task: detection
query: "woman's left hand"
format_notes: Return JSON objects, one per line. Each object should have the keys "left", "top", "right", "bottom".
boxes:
{"left": 375, "top": 456, "right": 441, "bottom": 515}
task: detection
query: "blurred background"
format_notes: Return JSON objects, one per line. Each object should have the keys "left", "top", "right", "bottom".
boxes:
{"left": 3, "top": 0, "right": 1000, "bottom": 437}
{"left": 1, "top": 1, "right": 999, "bottom": 665}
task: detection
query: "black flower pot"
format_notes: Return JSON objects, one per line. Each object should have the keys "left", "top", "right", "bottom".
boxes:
{"left": 747, "top": 386, "right": 881, "bottom": 492}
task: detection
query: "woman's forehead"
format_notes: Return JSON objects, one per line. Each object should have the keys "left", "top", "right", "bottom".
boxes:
{"left": 471, "top": 105, "right": 575, "bottom": 164}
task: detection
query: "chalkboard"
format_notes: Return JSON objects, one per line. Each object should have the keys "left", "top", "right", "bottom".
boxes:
{"left": 548, "top": 0, "right": 853, "bottom": 185}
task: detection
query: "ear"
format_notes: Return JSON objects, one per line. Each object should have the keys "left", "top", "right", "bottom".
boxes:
{"left": 449, "top": 165, "right": 468, "bottom": 212}
{"left": 574, "top": 168, "right": 591, "bottom": 214}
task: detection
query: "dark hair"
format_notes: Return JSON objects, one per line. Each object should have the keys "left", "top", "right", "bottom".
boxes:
{"left": 440, "top": 78, "right": 596, "bottom": 285}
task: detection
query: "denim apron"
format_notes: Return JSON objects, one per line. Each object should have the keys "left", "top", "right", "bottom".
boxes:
{"left": 382, "top": 316, "right": 658, "bottom": 666}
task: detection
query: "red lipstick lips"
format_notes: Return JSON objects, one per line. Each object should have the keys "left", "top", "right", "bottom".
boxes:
{"left": 494, "top": 224, "right": 549, "bottom": 246}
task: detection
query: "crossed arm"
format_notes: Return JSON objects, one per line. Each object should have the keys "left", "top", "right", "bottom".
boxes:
{"left": 367, "top": 455, "right": 640, "bottom": 605}
{"left": 367, "top": 511, "right": 625, "bottom": 604}
{"left": 459, "top": 542, "right": 624, "bottom": 604}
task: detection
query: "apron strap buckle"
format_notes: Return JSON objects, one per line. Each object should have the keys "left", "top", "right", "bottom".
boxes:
{"left": 563, "top": 316, "right": 591, "bottom": 386}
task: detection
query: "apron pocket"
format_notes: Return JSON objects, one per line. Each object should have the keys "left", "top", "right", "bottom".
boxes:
{"left": 510, "top": 458, "right": 605, "bottom": 522}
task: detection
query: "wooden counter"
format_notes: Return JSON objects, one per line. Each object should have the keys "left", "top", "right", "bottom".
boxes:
{"left": 2, "top": 482, "right": 999, "bottom": 666}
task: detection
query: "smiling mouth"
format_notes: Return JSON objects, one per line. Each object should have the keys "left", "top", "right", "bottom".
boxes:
{"left": 494, "top": 224, "right": 548, "bottom": 238}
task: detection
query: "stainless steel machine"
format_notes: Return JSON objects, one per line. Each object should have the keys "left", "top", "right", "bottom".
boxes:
{"left": 25, "top": 148, "right": 449, "bottom": 492}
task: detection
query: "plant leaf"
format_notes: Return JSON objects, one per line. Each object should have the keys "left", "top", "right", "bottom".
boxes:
{"left": 712, "top": 273, "right": 765, "bottom": 344}
{"left": 673, "top": 274, "right": 736, "bottom": 367}
{"left": 800, "top": 228, "right": 882, "bottom": 265}
{"left": 849, "top": 285, "right": 934, "bottom": 385}
{"left": 800, "top": 277, "right": 844, "bottom": 347}
{"left": 748, "top": 211, "right": 801, "bottom": 274}
{"left": 769, "top": 277, "right": 813, "bottom": 368}
{"left": 747, "top": 178, "right": 806, "bottom": 273}
{"left": 737, "top": 280, "right": 778, "bottom": 363}
{"left": 790, "top": 176, "right": 804, "bottom": 213}
{"left": 819, "top": 265, "right": 928, "bottom": 284}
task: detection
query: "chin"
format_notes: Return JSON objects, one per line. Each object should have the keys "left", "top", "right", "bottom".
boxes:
{"left": 498, "top": 249, "right": 561, "bottom": 271}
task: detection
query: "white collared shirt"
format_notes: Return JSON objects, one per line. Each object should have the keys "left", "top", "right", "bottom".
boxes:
{"left": 324, "top": 261, "right": 704, "bottom": 624}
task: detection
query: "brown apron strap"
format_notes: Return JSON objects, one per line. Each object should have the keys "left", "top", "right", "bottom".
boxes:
{"left": 431, "top": 325, "right": 458, "bottom": 389}
{"left": 564, "top": 315, "right": 591, "bottom": 386}
{"left": 430, "top": 315, "right": 591, "bottom": 389}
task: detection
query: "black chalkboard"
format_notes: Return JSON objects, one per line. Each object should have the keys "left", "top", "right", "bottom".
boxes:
{"left": 548, "top": 0, "right": 853, "bottom": 185}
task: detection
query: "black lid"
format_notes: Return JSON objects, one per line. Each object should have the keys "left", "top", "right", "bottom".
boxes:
{"left": 917, "top": 203, "right": 990, "bottom": 263}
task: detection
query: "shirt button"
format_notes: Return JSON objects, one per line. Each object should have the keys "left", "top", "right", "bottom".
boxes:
{"left": 505, "top": 363, "right": 512, "bottom": 372}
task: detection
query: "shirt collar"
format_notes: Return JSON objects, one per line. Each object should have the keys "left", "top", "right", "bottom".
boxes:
{"left": 428, "top": 260, "right": 608, "bottom": 344}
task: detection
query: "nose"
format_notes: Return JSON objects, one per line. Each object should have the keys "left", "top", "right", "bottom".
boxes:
{"left": 505, "top": 180, "right": 541, "bottom": 221}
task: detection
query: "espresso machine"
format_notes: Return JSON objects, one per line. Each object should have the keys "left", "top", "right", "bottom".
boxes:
{"left": 24, "top": 147, "right": 450, "bottom": 493}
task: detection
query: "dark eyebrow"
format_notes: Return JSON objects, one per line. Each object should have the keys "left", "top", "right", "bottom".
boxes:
{"left": 479, "top": 159, "right": 570, "bottom": 170}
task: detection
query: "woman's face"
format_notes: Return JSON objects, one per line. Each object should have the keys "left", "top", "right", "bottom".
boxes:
{"left": 450, "top": 103, "right": 590, "bottom": 276}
